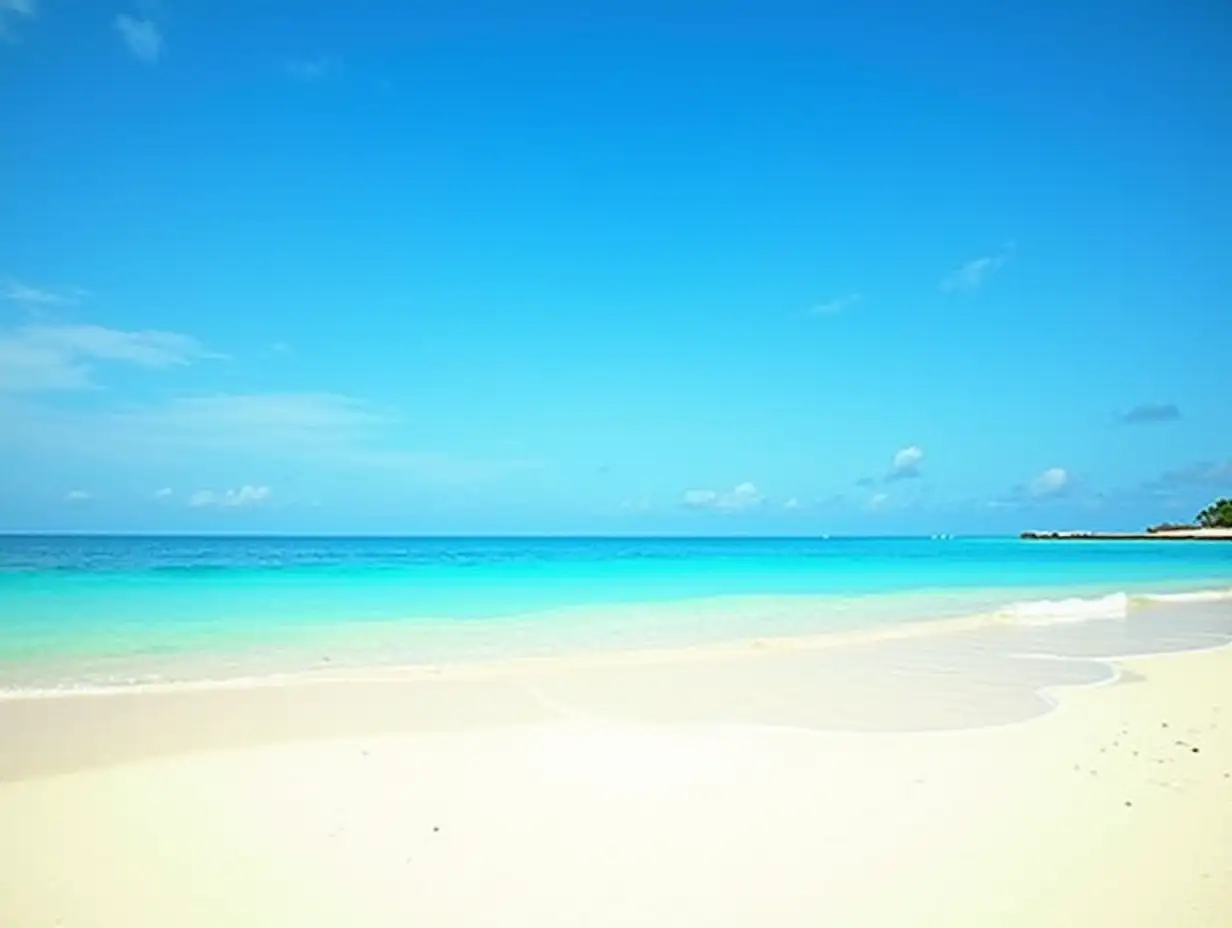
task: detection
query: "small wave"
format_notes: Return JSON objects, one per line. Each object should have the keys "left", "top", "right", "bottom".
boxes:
{"left": 1138, "top": 588, "right": 1232, "bottom": 604}
{"left": 0, "top": 670, "right": 323, "bottom": 701}
{"left": 993, "top": 592, "right": 1130, "bottom": 626}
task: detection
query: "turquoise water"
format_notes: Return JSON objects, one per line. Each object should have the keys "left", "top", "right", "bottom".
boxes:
{"left": 1, "top": 535, "right": 1230, "bottom": 690}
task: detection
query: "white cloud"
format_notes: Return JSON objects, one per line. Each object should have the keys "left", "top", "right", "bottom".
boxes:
{"left": 3, "top": 279, "right": 85, "bottom": 307}
{"left": 23, "top": 324, "right": 206, "bottom": 367}
{"left": 114, "top": 14, "right": 162, "bottom": 63}
{"left": 153, "top": 487, "right": 173, "bottom": 500}
{"left": 225, "top": 485, "right": 270, "bottom": 507}
{"left": 869, "top": 492, "right": 889, "bottom": 509}
{"left": 682, "top": 481, "right": 764, "bottom": 511}
{"left": 886, "top": 445, "right": 924, "bottom": 481}
{"left": 188, "top": 485, "right": 270, "bottom": 509}
{"left": 0, "top": 0, "right": 36, "bottom": 41}
{"left": 186, "top": 490, "right": 213, "bottom": 508}
{"left": 0, "top": 337, "right": 90, "bottom": 391}
{"left": 941, "top": 244, "right": 1014, "bottom": 293}
{"left": 1028, "top": 467, "right": 1069, "bottom": 499}
{"left": 0, "top": 322, "right": 213, "bottom": 392}
{"left": 807, "top": 293, "right": 861, "bottom": 317}
{"left": 783, "top": 497, "right": 801, "bottom": 510}
{"left": 114, "top": 393, "right": 391, "bottom": 446}
{"left": 989, "top": 466, "right": 1075, "bottom": 508}
{"left": 65, "top": 489, "right": 91, "bottom": 502}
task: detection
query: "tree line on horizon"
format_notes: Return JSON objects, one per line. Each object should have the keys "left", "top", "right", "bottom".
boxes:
{"left": 1151, "top": 498, "right": 1232, "bottom": 532}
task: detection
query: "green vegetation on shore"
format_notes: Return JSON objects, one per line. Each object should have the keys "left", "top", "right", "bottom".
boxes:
{"left": 1144, "top": 499, "right": 1232, "bottom": 534}
{"left": 1197, "top": 498, "right": 1232, "bottom": 529}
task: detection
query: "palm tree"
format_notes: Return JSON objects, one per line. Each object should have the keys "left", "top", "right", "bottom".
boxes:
{"left": 1196, "top": 498, "right": 1232, "bottom": 529}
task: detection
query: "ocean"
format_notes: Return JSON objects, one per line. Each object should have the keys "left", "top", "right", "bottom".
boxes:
{"left": 2, "top": 535, "right": 1230, "bottom": 693}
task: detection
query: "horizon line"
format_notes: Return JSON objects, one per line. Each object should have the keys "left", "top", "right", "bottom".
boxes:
{"left": 0, "top": 531, "right": 1014, "bottom": 540}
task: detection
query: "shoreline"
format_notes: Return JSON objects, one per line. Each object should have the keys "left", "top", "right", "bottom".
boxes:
{"left": 2, "top": 580, "right": 1230, "bottom": 701}
{"left": 2, "top": 638, "right": 1230, "bottom": 925}
{"left": 3, "top": 584, "right": 1230, "bottom": 781}
{"left": 1022, "top": 528, "right": 1232, "bottom": 541}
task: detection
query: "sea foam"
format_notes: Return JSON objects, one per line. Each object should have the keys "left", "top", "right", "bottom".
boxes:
{"left": 994, "top": 592, "right": 1131, "bottom": 625}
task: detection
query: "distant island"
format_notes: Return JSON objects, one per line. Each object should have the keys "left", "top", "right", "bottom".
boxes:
{"left": 1022, "top": 497, "right": 1232, "bottom": 541}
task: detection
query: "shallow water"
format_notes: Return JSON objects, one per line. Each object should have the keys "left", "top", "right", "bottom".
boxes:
{"left": 1, "top": 535, "right": 1230, "bottom": 692}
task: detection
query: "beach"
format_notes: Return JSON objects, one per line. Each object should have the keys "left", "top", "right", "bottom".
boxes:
{"left": 6, "top": 0, "right": 1230, "bottom": 921}
{"left": 1, "top": 621, "right": 1231, "bottom": 926}
{"left": 2, "top": 536, "right": 1230, "bottom": 925}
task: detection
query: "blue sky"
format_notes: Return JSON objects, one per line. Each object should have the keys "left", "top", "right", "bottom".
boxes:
{"left": 1, "top": 0, "right": 1229, "bottom": 534}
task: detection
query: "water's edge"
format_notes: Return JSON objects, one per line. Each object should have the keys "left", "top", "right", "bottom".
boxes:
{"left": 3, "top": 581, "right": 1230, "bottom": 700}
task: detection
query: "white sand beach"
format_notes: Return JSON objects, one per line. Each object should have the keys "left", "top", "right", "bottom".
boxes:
{"left": 1, "top": 635, "right": 1229, "bottom": 927}
{"left": 1022, "top": 528, "right": 1232, "bottom": 541}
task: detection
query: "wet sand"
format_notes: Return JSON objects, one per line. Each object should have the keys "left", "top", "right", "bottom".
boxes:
{"left": 0, "top": 603, "right": 1230, "bottom": 926}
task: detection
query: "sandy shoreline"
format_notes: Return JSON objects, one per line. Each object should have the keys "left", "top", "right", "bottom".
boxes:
{"left": 1022, "top": 528, "right": 1232, "bottom": 540}
{"left": 2, "top": 627, "right": 1231, "bottom": 926}
{"left": 6, "top": 594, "right": 1232, "bottom": 778}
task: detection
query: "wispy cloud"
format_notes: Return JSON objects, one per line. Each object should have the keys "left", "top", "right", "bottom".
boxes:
{"left": 114, "top": 14, "right": 162, "bottom": 63}
{"left": 941, "top": 243, "right": 1014, "bottom": 293}
{"left": 2, "top": 390, "right": 537, "bottom": 487}
{"left": 869, "top": 492, "right": 889, "bottom": 509}
{"left": 23, "top": 324, "right": 208, "bottom": 367}
{"left": 0, "top": 0, "right": 36, "bottom": 41}
{"left": 1086, "top": 461, "right": 1232, "bottom": 513}
{"left": 187, "top": 485, "right": 271, "bottom": 509}
{"left": 1148, "top": 460, "right": 1232, "bottom": 491}
{"left": 807, "top": 293, "right": 861, "bottom": 317}
{"left": 0, "top": 322, "right": 214, "bottom": 392}
{"left": 990, "top": 466, "right": 1076, "bottom": 509}
{"left": 153, "top": 487, "right": 173, "bottom": 500}
{"left": 885, "top": 445, "right": 924, "bottom": 482}
{"left": 1028, "top": 467, "right": 1069, "bottom": 499}
{"left": 284, "top": 57, "right": 342, "bottom": 82}
{"left": 1116, "top": 403, "right": 1181, "bottom": 426}
{"left": 682, "top": 481, "right": 764, "bottom": 511}
{"left": 0, "top": 344, "right": 544, "bottom": 495}
{"left": 65, "top": 489, "right": 91, "bottom": 503}
{"left": 112, "top": 393, "right": 392, "bottom": 447}
{"left": 783, "top": 497, "right": 801, "bottom": 511}
{"left": 3, "top": 279, "right": 87, "bottom": 307}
